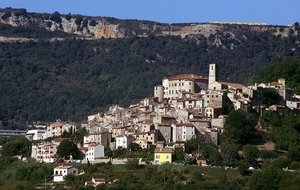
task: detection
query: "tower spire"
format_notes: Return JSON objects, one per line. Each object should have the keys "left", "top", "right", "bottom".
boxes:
{"left": 208, "top": 63, "right": 218, "bottom": 90}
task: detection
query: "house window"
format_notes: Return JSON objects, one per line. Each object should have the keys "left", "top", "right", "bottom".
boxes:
{"left": 166, "top": 155, "right": 169, "bottom": 159}
{"left": 156, "top": 155, "right": 160, "bottom": 159}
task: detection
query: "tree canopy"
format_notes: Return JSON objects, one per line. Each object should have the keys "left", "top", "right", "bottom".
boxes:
{"left": 0, "top": 137, "right": 31, "bottom": 158}
{"left": 57, "top": 139, "right": 80, "bottom": 159}
{"left": 222, "top": 110, "right": 256, "bottom": 145}
{"left": 1, "top": 31, "right": 300, "bottom": 128}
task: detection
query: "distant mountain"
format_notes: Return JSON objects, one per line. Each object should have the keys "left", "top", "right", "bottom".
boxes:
{"left": 0, "top": 8, "right": 300, "bottom": 128}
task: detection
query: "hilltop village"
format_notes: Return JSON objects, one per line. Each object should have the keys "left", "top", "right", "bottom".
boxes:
{"left": 27, "top": 64, "right": 300, "bottom": 167}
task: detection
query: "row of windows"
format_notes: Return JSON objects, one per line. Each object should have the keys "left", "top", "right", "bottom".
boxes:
{"left": 206, "top": 95, "right": 219, "bottom": 98}
{"left": 168, "top": 82, "right": 193, "bottom": 87}
{"left": 155, "top": 155, "right": 169, "bottom": 159}
{"left": 165, "top": 89, "right": 192, "bottom": 95}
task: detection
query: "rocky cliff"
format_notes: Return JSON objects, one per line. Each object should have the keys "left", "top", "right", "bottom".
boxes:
{"left": 0, "top": 8, "right": 298, "bottom": 41}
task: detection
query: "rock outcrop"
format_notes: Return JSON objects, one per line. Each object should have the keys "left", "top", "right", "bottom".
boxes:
{"left": 0, "top": 8, "right": 298, "bottom": 40}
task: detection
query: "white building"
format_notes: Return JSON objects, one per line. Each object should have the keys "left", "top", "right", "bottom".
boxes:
{"left": 172, "top": 123, "right": 195, "bottom": 142}
{"left": 31, "top": 138, "right": 63, "bottom": 163}
{"left": 26, "top": 129, "right": 46, "bottom": 141}
{"left": 286, "top": 100, "right": 300, "bottom": 110}
{"left": 115, "top": 135, "right": 134, "bottom": 149}
{"left": 53, "top": 166, "right": 78, "bottom": 182}
{"left": 85, "top": 144, "right": 105, "bottom": 161}
{"left": 85, "top": 177, "right": 106, "bottom": 187}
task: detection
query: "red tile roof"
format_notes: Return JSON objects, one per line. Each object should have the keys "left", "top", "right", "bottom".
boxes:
{"left": 219, "top": 82, "right": 245, "bottom": 89}
{"left": 167, "top": 74, "right": 208, "bottom": 81}
{"left": 176, "top": 123, "right": 195, "bottom": 127}
{"left": 50, "top": 122, "right": 64, "bottom": 128}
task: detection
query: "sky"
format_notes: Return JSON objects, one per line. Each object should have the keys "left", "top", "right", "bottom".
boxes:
{"left": 0, "top": 0, "right": 299, "bottom": 25}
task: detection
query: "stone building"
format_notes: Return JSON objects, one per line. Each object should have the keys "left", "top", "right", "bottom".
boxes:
{"left": 154, "top": 74, "right": 208, "bottom": 99}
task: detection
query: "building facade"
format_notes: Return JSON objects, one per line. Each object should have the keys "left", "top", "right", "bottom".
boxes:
{"left": 53, "top": 166, "right": 78, "bottom": 182}
{"left": 154, "top": 148, "right": 172, "bottom": 164}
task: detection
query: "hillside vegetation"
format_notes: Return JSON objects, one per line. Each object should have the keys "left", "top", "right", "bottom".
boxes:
{"left": 0, "top": 9, "right": 300, "bottom": 128}
{"left": 1, "top": 33, "right": 300, "bottom": 128}
{"left": 250, "top": 59, "right": 300, "bottom": 94}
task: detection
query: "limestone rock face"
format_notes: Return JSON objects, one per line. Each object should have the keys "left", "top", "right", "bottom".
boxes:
{"left": 0, "top": 8, "right": 298, "bottom": 41}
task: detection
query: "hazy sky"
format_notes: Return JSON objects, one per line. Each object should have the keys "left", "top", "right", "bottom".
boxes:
{"left": 0, "top": 0, "right": 299, "bottom": 25}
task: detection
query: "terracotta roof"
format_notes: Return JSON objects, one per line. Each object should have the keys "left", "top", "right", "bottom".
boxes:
{"left": 219, "top": 81, "right": 245, "bottom": 89}
{"left": 167, "top": 74, "right": 208, "bottom": 81}
{"left": 189, "top": 118, "right": 211, "bottom": 122}
{"left": 176, "top": 123, "right": 195, "bottom": 127}
{"left": 154, "top": 148, "right": 173, "bottom": 153}
{"left": 55, "top": 165, "right": 74, "bottom": 169}
{"left": 269, "top": 82, "right": 281, "bottom": 86}
{"left": 53, "top": 137, "right": 64, "bottom": 142}
{"left": 157, "top": 123, "right": 172, "bottom": 126}
{"left": 50, "top": 122, "right": 64, "bottom": 128}
{"left": 160, "top": 115, "right": 175, "bottom": 119}
{"left": 94, "top": 178, "right": 106, "bottom": 182}
{"left": 80, "top": 147, "right": 88, "bottom": 151}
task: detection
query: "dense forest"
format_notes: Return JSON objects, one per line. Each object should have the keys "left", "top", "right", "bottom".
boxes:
{"left": 250, "top": 59, "right": 300, "bottom": 94}
{"left": 1, "top": 19, "right": 300, "bottom": 128}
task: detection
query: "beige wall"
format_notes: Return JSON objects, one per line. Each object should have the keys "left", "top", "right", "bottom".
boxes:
{"left": 163, "top": 78, "right": 195, "bottom": 99}
{"left": 204, "top": 92, "right": 223, "bottom": 108}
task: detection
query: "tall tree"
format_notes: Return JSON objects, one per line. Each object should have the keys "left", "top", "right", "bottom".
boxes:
{"left": 222, "top": 110, "right": 256, "bottom": 145}
{"left": 57, "top": 139, "right": 80, "bottom": 159}
{"left": 1, "top": 137, "right": 31, "bottom": 158}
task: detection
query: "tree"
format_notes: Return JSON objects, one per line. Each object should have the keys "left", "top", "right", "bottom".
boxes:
{"left": 243, "top": 145, "right": 258, "bottom": 165}
{"left": 259, "top": 110, "right": 282, "bottom": 129}
{"left": 126, "top": 158, "right": 141, "bottom": 169}
{"left": 57, "top": 139, "right": 80, "bottom": 159}
{"left": 273, "top": 113, "right": 300, "bottom": 151}
{"left": 221, "top": 143, "right": 239, "bottom": 167}
{"left": 290, "top": 161, "right": 300, "bottom": 170}
{"left": 238, "top": 160, "right": 250, "bottom": 176}
{"left": 249, "top": 169, "right": 281, "bottom": 190}
{"left": 173, "top": 147, "right": 185, "bottom": 162}
{"left": 184, "top": 138, "right": 204, "bottom": 154}
{"left": 201, "top": 144, "right": 222, "bottom": 166}
{"left": 128, "top": 143, "right": 141, "bottom": 152}
{"left": 1, "top": 137, "right": 31, "bottom": 158}
{"left": 287, "top": 146, "right": 300, "bottom": 162}
{"left": 262, "top": 88, "right": 283, "bottom": 106}
{"left": 222, "top": 110, "right": 256, "bottom": 145}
